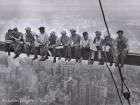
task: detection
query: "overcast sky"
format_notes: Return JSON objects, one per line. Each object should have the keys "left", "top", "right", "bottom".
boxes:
{"left": 0, "top": 0, "right": 140, "bottom": 20}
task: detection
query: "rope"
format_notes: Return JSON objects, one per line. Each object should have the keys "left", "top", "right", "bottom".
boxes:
{"left": 103, "top": 47, "right": 123, "bottom": 105}
{"left": 98, "top": 0, "right": 111, "bottom": 37}
{"left": 98, "top": 0, "right": 131, "bottom": 105}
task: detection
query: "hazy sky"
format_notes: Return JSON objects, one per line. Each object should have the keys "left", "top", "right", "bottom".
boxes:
{"left": 0, "top": 0, "right": 140, "bottom": 20}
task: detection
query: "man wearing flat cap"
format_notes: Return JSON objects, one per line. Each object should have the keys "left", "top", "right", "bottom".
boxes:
{"left": 60, "top": 31, "right": 71, "bottom": 61}
{"left": 115, "top": 30, "right": 129, "bottom": 68}
{"left": 37, "top": 26, "right": 49, "bottom": 61}
{"left": 11, "top": 27, "right": 24, "bottom": 59}
{"left": 49, "top": 31, "right": 60, "bottom": 63}
{"left": 102, "top": 31, "right": 115, "bottom": 66}
{"left": 93, "top": 31, "right": 104, "bottom": 64}
{"left": 24, "top": 27, "right": 39, "bottom": 60}
{"left": 80, "top": 32, "right": 93, "bottom": 64}
{"left": 70, "top": 28, "right": 81, "bottom": 62}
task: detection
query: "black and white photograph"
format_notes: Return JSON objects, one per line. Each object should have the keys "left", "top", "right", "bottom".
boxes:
{"left": 0, "top": 0, "right": 140, "bottom": 105}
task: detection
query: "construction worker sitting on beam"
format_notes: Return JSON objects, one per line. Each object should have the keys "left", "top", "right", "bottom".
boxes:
{"left": 11, "top": 28, "right": 24, "bottom": 59}
{"left": 37, "top": 27, "right": 49, "bottom": 61}
{"left": 24, "top": 27, "right": 39, "bottom": 60}
{"left": 115, "top": 30, "right": 129, "bottom": 68}
{"left": 5, "top": 29, "right": 14, "bottom": 56}
{"left": 70, "top": 28, "right": 81, "bottom": 63}
{"left": 49, "top": 31, "right": 60, "bottom": 63}
{"left": 102, "top": 32, "right": 116, "bottom": 66}
{"left": 93, "top": 31, "right": 104, "bottom": 65}
{"left": 60, "top": 31, "right": 71, "bottom": 61}
{"left": 80, "top": 32, "right": 93, "bottom": 64}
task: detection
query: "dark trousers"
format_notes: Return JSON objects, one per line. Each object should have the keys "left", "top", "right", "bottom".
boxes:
{"left": 5, "top": 43, "right": 13, "bottom": 55}
{"left": 64, "top": 46, "right": 71, "bottom": 58}
{"left": 71, "top": 46, "right": 81, "bottom": 59}
{"left": 40, "top": 45, "right": 48, "bottom": 57}
{"left": 101, "top": 48, "right": 114, "bottom": 64}
{"left": 49, "top": 47, "right": 57, "bottom": 58}
{"left": 81, "top": 47, "right": 91, "bottom": 59}
{"left": 24, "top": 42, "right": 38, "bottom": 56}
{"left": 117, "top": 49, "right": 127, "bottom": 65}
{"left": 109, "top": 48, "right": 115, "bottom": 63}
{"left": 12, "top": 42, "right": 23, "bottom": 56}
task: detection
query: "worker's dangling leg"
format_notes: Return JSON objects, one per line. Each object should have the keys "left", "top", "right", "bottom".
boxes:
{"left": 13, "top": 43, "right": 23, "bottom": 59}
{"left": 89, "top": 50, "right": 95, "bottom": 65}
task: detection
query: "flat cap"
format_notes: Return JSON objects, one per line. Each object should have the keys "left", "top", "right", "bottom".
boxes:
{"left": 70, "top": 28, "right": 76, "bottom": 32}
{"left": 50, "top": 31, "right": 56, "bottom": 35}
{"left": 83, "top": 32, "right": 88, "bottom": 36}
{"left": 13, "top": 27, "right": 18, "bottom": 31}
{"left": 8, "top": 29, "right": 12, "bottom": 32}
{"left": 25, "top": 27, "right": 31, "bottom": 31}
{"left": 61, "top": 31, "right": 66, "bottom": 34}
{"left": 95, "top": 31, "right": 102, "bottom": 35}
{"left": 117, "top": 30, "right": 123, "bottom": 34}
{"left": 39, "top": 27, "right": 45, "bottom": 30}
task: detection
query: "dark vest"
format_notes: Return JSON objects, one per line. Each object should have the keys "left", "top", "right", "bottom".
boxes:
{"left": 26, "top": 33, "right": 35, "bottom": 42}
{"left": 117, "top": 39, "right": 126, "bottom": 49}
{"left": 12, "top": 31, "right": 23, "bottom": 41}
{"left": 12, "top": 32, "right": 20, "bottom": 39}
{"left": 49, "top": 37, "right": 56, "bottom": 45}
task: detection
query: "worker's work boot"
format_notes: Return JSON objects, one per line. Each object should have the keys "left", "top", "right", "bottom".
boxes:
{"left": 53, "top": 57, "right": 56, "bottom": 63}
{"left": 13, "top": 54, "right": 19, "bottom": 59}
{"left": 32, "top": 56, "right": 38, "bottom": 60}
{"left": 39, "top": 57, "right": 44, "bottom": 61}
